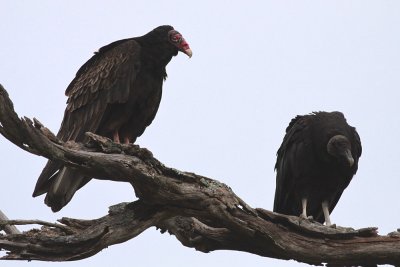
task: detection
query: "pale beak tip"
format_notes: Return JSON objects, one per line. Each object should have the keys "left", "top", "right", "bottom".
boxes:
{"left": 348, "top": 157, "right": 355, "bottom": 167}
{"left": 184, "top": 48, "right": 193, "bottom": 58}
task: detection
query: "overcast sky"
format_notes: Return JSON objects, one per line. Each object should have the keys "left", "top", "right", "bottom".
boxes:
{"left": 1, "top": 1, "right": 399, "bottom": 266}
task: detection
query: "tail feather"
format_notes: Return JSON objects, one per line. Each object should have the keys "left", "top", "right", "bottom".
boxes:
{"left": 44, "top": 167, "right": 89, "bottom": 212}
{"left": 33, "top": 160, "right": 62, "bottom": 197}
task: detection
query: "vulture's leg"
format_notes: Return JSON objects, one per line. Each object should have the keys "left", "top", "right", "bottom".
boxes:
{"left": 321, "top": 201, "right": 332, "bottom": 226}
{"left": 113, "top": 131, "right": 121, "bottom": 143}
{"left": 300, "top": 198, "right": 314, "bottom": 221}
{"left": 300, "top": 198, "right": 308, "bottom": 218}
{"left": 300, "top": 198, "right": 307, "bottom": 219}
{"left": 123, "top": 137, "right": 130, "bottom": 144}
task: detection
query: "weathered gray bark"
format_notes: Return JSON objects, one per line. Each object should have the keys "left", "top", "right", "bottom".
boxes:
{"left": 0, "top": 84, "right": 400, "bottom": 266}
{"left": 0, "top": 210, "right": 20, "bottom": 235}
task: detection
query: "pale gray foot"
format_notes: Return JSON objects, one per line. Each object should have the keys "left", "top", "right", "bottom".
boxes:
{"left": 300, "top": 198, "right": 314, "bottom": 221}
{"left": 321, "top": 201, "right": 335, "bottom": 227}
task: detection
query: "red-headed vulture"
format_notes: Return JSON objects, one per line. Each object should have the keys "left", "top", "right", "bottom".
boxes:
{"left": 33, "top": 25, "right": 192, "bottom": 212}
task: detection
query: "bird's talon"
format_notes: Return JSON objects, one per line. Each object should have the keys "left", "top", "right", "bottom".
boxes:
{"left": 299, "top": 213, "right": 307, "bottom": 220}
{"left": 299, "top": 214, "right": 314, "bottom": 222}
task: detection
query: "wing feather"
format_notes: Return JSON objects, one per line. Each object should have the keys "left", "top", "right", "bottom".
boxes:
{"left": 274, "top": 116, "right": 309, "bottom": 213}
{"left": 57, "top": 39, "right": 141, "bottom": 141}
{"left": 33, "top": 39, "right": 142, "bottom": 196}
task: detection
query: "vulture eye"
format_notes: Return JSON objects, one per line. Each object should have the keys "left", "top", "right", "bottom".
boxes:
{"left": 168, "top": 31, "right": 182, "bottom": 44}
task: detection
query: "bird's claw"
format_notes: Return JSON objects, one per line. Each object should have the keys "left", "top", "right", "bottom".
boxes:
{"left": 299, "top": 214, "right": 314, "bottom": 222}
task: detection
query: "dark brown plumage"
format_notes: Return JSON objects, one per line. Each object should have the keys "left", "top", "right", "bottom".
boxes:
{"left": 273, "top": 111, "right": 362, "bottom": 225}
{"left": 32, "top": 25, "right": 192, "bottom": 212}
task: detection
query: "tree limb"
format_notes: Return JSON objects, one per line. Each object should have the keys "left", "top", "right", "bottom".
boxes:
{"left": 0, "top": 210, "right": 20, "bottom": 235}
{"left": 0, "top": 83, "right": 400, "bottom": 266}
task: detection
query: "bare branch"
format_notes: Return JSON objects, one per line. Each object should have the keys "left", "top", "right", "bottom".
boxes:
{"left": 0, "top": 202, "right": 170, "bottom": 261}
{"left": 0, "top": 219, "right": 74, "bottom": 235}
{"left": 0, "top": 210, "right": 20, "bottom": 235}
{"left": 1, "top": 83, "right": 400, "bottom": 266}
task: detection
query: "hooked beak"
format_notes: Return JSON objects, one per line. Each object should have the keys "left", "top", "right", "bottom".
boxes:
{"left": 344, "top": 149, "right": 355, "bottom": 167}
{"left": 183, "top": 48, "right": 193, "bottom": 58}
{"left": 179, "top": 38, "right": 192, "bottom": 58}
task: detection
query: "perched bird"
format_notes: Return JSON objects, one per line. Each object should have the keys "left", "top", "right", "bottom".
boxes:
{"left": 32, "top": 25, "right": 192, "bottom": 212}
{"left": 273, "top": 111, "right": 362, "bottom": 225}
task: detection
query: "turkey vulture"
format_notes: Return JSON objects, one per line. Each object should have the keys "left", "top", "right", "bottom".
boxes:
{"left": 32, "top": 25, "right": 192, "bottom": 212}
{"left": 273, "top": 111, "right": 362, "bottom": 225}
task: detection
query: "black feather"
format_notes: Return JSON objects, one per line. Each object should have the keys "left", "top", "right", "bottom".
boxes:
{"left": 273, "top": 111, "right": 362, "bottom": 223}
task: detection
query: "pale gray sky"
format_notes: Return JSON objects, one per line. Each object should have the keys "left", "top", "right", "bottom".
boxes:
{"left": 1, "top": 1, "right": 399, "bottom": 266}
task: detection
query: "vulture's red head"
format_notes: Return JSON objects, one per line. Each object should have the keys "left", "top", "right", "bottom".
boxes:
{"left": 147, "top": 25, "right": 192, "bottom": 58}
{"left": 168, "top": 29, "right": 192, "bottom": 58}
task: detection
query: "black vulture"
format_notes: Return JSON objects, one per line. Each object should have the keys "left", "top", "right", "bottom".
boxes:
{"left": 273, "top": 111, "right": 362, "bottom": 225}
{"left": 32, "top": 25, "right": 192, "bottom": 212}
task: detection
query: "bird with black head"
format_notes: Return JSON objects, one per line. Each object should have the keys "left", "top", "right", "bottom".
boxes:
{"left": 274, "top": 111, "right": 362, "bottom": 226}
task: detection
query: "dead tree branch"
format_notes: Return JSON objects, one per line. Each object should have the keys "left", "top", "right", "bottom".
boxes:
{"left": 0, "top": 210, "right": 20, "bottom": 235}
{"left": 0, "top": 84, "right": 400, "bottom": 266}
